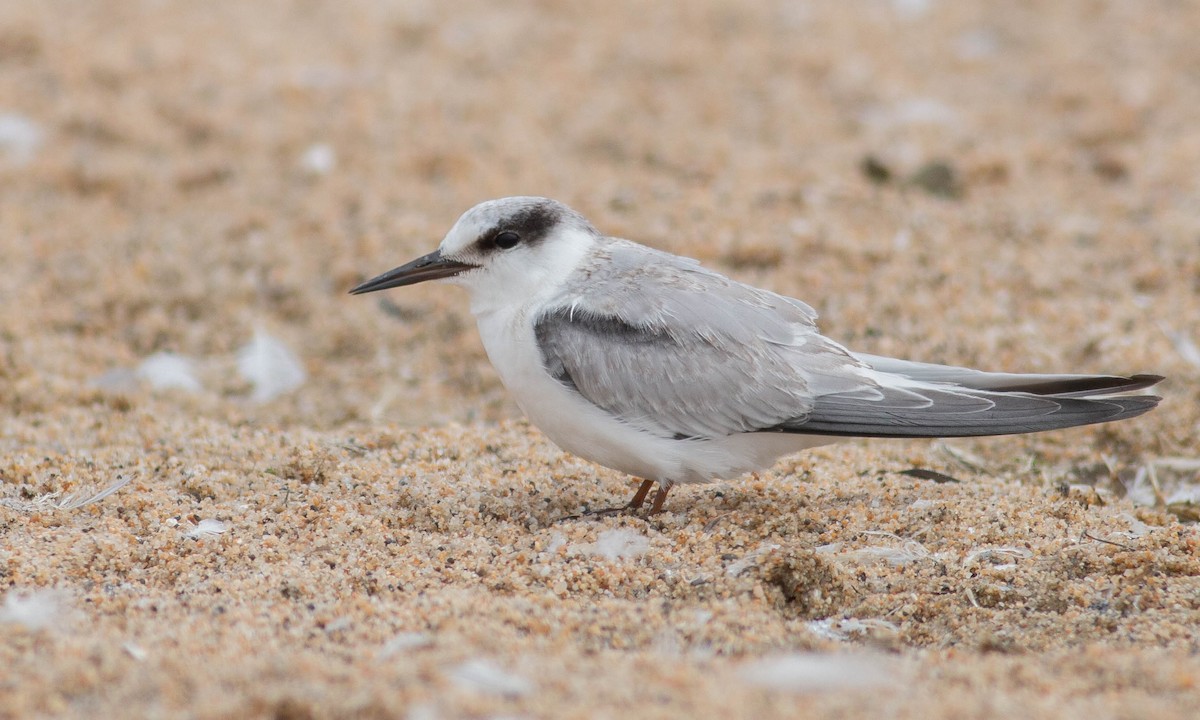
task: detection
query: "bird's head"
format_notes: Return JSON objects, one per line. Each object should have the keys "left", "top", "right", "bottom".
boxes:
{"left": 350, "top": 197, "right": 599, "bottom": 309}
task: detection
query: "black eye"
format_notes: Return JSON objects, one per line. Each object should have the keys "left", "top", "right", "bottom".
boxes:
{"left": 493, "top": 231, "right": 520, "bottom": 249}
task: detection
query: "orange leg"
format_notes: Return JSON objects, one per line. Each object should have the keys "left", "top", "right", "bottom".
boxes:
{"left": 625, "top": 479, "right": 655, "bottom": 510}
{"left": 559, "top": 479, "right": 665, "bottom": 521}
{"left": 647, "top": 484, "right": 672, "bottom": 514}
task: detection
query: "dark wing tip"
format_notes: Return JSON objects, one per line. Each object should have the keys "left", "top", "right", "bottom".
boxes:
{"left": 1002, "top": 372, "right": 1165, "bottom": 398}
{"left": 1129, "top": 374, "right": 1165, "bottom": 387}
{"left": 773, "top": 383, "right": 1164, "bottom": 440}
{"left": 1116, "top": 393, "right": 1163, "bottom": 417}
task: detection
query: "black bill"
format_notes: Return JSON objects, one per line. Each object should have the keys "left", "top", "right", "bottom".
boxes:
{"left": 349, "top": 250, "right": 477, "bottom": 294}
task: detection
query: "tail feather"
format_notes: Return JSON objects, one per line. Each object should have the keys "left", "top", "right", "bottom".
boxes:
{"left": 774, "top": 358, "right": 1163, "bottom": 439}
{"left": 852, "top": 353, "right": 1163, "bottom": 398}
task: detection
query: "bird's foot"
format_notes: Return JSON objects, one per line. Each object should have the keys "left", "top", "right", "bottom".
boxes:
{"left": 556, "top": 480, "right": 672, "bottom": 521}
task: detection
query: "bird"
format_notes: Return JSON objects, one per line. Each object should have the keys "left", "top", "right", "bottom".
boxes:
{"left": 351, "top": 197, "right": 1163, "bottom": 514}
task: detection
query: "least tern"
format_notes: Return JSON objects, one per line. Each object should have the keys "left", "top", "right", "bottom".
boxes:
{"left": 352, "top": 197, "right": 1162, "bottom": 513}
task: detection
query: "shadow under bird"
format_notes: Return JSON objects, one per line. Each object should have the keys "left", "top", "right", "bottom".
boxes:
{"left": 351, "top": 197, "right": 1163, "bottom": 513}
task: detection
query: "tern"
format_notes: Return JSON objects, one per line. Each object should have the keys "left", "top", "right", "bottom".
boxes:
{"left": 351, "top": 197, "right": 1162, "bottom": 513}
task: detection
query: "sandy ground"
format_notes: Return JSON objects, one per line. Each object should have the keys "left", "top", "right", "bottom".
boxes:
{"left": 2, "top": 1, "right": 1199, "bottom": 717}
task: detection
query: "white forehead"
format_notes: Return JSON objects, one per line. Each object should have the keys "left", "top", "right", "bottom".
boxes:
{"left": 439, "top": 196, "right": 593, "bottom": 255}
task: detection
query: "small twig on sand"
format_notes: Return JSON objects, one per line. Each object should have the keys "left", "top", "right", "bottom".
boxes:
{"left": 1081, "top": 530, "right": 1133, "bottom": 551}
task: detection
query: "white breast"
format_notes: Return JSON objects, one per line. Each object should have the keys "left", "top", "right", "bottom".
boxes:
{"left": 471, "top": 305, "right": 831, "bottom": 484}
{"left": 474, "top": 305, "right": 678, "bottom": 479}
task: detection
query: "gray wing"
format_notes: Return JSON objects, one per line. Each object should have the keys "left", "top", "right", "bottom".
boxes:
{"left": 533, "top": 240, "right": 885, "bottom": 440}
{"left": 534, "top": 240, "right": 1162, "bottom": 440}
{"left": 850, "top": 353, "right": 1162, "bottom": 398}
{"left": 795, "top": 354, "right": 1162, "bottom": 437}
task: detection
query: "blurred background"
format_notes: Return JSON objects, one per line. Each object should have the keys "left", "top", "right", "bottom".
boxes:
{"left": 2, "top": 4, "right": 1199, "bottom": 716}
{"left": 1, "top": 0, "right": 1196, "bottom": 450}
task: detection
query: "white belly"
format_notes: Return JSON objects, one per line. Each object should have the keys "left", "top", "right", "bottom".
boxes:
{"left": 473, "top": 307, "right": 832, "bottom": 484}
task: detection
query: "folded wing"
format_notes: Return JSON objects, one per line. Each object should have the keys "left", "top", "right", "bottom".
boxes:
{"left": 785, "top": 361, "right": 1161, "bottom": 438}
{"left": 535, "top": 240, "right": 1162, "bottom": 441}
